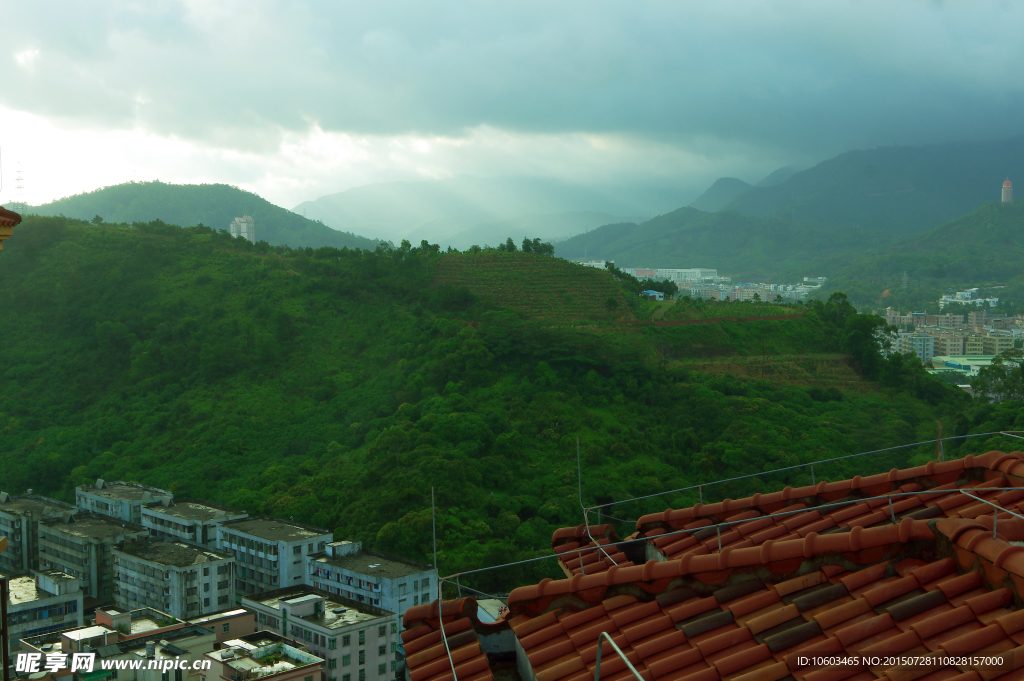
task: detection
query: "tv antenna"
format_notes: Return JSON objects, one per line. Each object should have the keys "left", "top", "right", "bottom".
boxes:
{"left": 14, "top": 162, "right": 26, "bottom": 210}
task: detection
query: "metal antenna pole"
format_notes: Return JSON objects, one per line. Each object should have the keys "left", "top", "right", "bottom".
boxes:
{"left": 432, "top": 487, "right": 437, "bottom": 572}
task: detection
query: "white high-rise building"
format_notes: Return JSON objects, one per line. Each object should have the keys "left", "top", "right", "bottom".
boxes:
{"left": 229, "top": 216, "right": 256, "bottom": 244}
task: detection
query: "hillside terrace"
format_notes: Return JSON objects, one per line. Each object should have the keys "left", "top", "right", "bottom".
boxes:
{"left": 402, "top": 450, "right": 1024, "bottom": 681}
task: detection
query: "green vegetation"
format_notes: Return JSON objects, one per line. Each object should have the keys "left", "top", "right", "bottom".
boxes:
{"left": 818, "top": 201, "right": 1024, "bottom": 311}
{"left": 26, "top": 181, "right": 380, "bottom": 251}
{"left": 555, "top": 207, "right": 896, "bottom": 282}
{"left": 0, "top": 215, "right": 1006, "bottom": 595}
{"left": 662, "top": 297, "right": 802, "bottom": 321}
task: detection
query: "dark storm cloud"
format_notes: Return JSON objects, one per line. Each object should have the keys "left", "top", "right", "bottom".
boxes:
{"left": 3, "top": 1, "right": 1023, "bottom": 162}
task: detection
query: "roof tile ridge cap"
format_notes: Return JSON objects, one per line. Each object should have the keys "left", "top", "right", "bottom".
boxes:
{"left": 983, "top": 452, "right": 1016, "bottom": 473}
{"left": 993, "top": 544, "right": 1024, "bottom": 570}
{"left": 888, "top": 468, "right": 900, "bottom": 483}
{"left": 759, "top": 539, "right": 774, "bottom": 565}
{"left": 803, "top": 532, "right": 819, "bottom": 558}
{"left": 937, "top": 518, "right": 990, "bottom": 544}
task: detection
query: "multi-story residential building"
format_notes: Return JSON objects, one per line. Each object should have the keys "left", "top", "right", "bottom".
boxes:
{"left": 307, "top": 542, "right": 435, "bottom": 621}
{"left": 75, "top": 480, "right": 173, "bottom": 524}
{"left": 896, "top": 332, "right": 936, "bottom": 362}
{"left": 0, "top": 492, "right": 78, "bottom": 573}
{"left": 966, "top": 335, "right": 986, "bottom": 355}
{"left": 37, "top": 514, "right": 149, "bottom": 603}
{"left": 142, "top": 499, "right": 248, "bottom": 549}
{"left": 243, "top": 586, "right": 396, "bottom": 681}
{"left": 112, "top": 538, "right": 236, "bottom": 619}
{"left": 935, "top": 334, "right": 966, "bottom": 357}
{"left": 983, "top": 335, "right": 1015, "bottom": 355}
{"left": 206, "top": 641, "right": 322, "bottom": 681}
{"left": 4, "top": 570, "right": 84, "bottom": 649}
{"left": 217, "top": 518, "right": 333, "bottom": 598}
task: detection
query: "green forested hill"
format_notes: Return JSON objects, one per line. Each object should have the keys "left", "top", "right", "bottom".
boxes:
{"left": 817, "top": 201, "right": 1024, "bottom": 311}
{"left": 22, "top": 181, "right": 380, "bottom": 251}
{"left": 554, "top": 207, "right": 893, "bottom": 281}
{"left": 724, "top": 136, "right": 1024, "bottom": 236}
{"left": 1, "top": 216, "right": 1010, "bottom": 593}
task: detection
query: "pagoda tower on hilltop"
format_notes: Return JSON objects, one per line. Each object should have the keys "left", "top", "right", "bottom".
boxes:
{"left": 1003, "top": 178, "right": 1013, "bottom": 202}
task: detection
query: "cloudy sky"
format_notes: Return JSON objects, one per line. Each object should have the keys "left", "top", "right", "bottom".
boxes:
{"left": 2, "top": 0, "right": 1023, "bottom": 209}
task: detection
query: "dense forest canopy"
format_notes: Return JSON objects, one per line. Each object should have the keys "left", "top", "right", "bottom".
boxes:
{"left": 1, "top": 216, "right": 1020, "bottom": 592}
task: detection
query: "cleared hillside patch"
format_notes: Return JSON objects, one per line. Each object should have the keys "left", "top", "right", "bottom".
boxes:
{"left": 432, "top": 252, "right": 633, "bottom": 323}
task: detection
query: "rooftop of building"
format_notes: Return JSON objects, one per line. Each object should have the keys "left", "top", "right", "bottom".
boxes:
{"left": 0, "top": 206, "right": 22, "bottom": 228}
{"left": 188, "top": 608, "right": 249, "bottom": 625}
{"left": 312, "top": 546, "right": 432, "bottom": 580}
{"left": 244, "top": 586, "right": 391, "bottom": 629}
{"left": 77, "top": 479, "right": 173, "bottom": 502}
{"left": 114, "top": 538, "right": 229, "bottom": 568}
{"left": 209, "top": 642, "right": 321, "bottom": 678}
{"left": 402, "top": 450, "right": 1024, "bottom": 681}
{"left": 0, "top": 493, "right": 77, "bottom": 517}
{"left": 41, "top": 514, "right": 147, "bottom": 540}
{"left": 219, "top": 516, "right": 331, "bottom": 543}
{"left": 143, "top": 498, "right": 247, "bottom": 522}
{"left": 96, "top": 606, "right": 182, "bottom": 636}
{"left": 5, "top": 570, "right": 79, "bottom": 605}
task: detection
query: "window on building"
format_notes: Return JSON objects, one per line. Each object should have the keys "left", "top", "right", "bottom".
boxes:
{"left": 390, "top": 624, "right": 397, "bottom": 634}
{"left": 342, "top": 635, "right": 351, "bottom": 647}
{"left": 358, "top": 671, "right": 365, "bottom": 681}
{"left": 421, "top": 579, "right": 429, "bottom": 589}
{"left": 218, "top": 595, "right": 229, "bottom": 605}
{"left": 204, "top": 598, "right": 210, "bottom": 607}
{"left": 377, "top": 645, "right": 385, "bottom": 656}
{"left": 223, "top": 623, "right": 231, "bottom": 633}
{"left": 390, "top": 643, "right": 396, "bottom": 653}
{"left": 304, "top": 676, "right": 312, "bottom": 681}
{"left": 329, "top": 638, "right": 337, "bottom": 650}
{"left": 413, "top": 596, "right": 418, "bottom": 606}
{"left": 358, "top": 651, "right": 365, "bottom": 665}
{"left": 204, "top": 583, "right": 210, "bottom": 592}
{"left": 343, "top": 675, "right": 351, "bottom": 681}
{"left": 377, "top": 665, "right": 386, "bottom": 676}
{"left": 328, "top": 660, "right": 337, "bottom": 670}
{"left": 342, "top": 656, "right": 350, "bottom": 667}
{"left": 203, "top": 567, "right": 210, "bottom": 576}
{"left": 293, "top": 546, "right": 302, "bottom": 555}
{"left": 378, "top": 625, "right": 386, "bottom": 637}
{"left": 308, "top": 543, "right": 313, "bottom": 552}
{"left": 391, "top": 662, "right": 396, "bottom": 672}
{"left": 358, "top": 631, "right": 365, "bottom": 645}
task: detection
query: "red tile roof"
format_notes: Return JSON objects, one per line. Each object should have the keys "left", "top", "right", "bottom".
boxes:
{"left": 554, "top": 524, "right": 635, "bottom": 577}
{"left": 402, "top": 598, "right": 498, "bottom": 681}
{"left": 0, "top": 206, "right": 21, "bottom": 250}
{"left": 404, "top": 452, "right": 1024, "bottom": 681}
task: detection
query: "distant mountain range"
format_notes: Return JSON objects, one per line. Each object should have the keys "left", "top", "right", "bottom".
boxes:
{"left": 554, "top": 207, "right": 893, "bottom": 282}
{"left": 291, "top": 176, "right": 687, "bottom": 247}
{"left": 687, "top": 166, "right": 799, "bottom": 212}
{"left": 717, "top": 136, "right": 1024, "bottom": 236}
{"left": 17, "top": 182, "right": 380, "bottom": 251}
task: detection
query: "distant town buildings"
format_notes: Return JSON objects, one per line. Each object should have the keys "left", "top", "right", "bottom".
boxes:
{"left": 938, "top": 288, "right": 1000, "bottom": 310}
{"left": 76, "top": 479, "right": 174, "bottom": 525}
{"left": 1004, "top": 178, "right": 1013, "bottom": 203}
{"left": 230, "top": 215, "right": 256, "bottom": 244}
{"left": 307, "top": 540, "right": 435, "bottom": 620}
{"left": 0, "top": 492, "right": 78, "bottom": 573}
{"left": 215, "top": 517, "right": 334, "bottom": 597}
{"left": 242, "top": 585, "right": 398, "bottom": 681}
{"left": 112, "top": 537, "right": 236, "bottom": 619}
{"left": 882, "top": 306, "right": 1021, "bottom": 364}
{"left": 4, "top": 570, "right": 84, "bottom": 649}
{"left": 142, "top": 498, "right": 248, "bottom": 549}
{"left": 621, "top": 267, "right": 719, "bottom": 283}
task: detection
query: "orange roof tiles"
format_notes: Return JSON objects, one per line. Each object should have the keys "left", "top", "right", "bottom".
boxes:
{"left": 0, "top": 206, "right": 21, "bottom": 250}
{"left": 404, "top": 452, "right": 1024, "bottom": 681}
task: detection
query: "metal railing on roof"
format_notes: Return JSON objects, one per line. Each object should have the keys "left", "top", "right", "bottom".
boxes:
{"left": 594, "top": 632, "right": 644, "bottom": 681}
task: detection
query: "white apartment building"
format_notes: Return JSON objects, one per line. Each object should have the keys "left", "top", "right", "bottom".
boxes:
{"left": 307, "top": 542, "right": 435, "bottom": 623}
{"left": 243, "top": 586, "right": 396, "bottom": 681}
{"left": 75, "top": 479, "right": 173, "bottom": 524}
{"left": 625, "top": 267, "right": 718, "bottom": 282}
{"left": 229, "top": 216, "right": 256, "bottom": 244}
{"left": 142, "top": 499, "right": 248, "bottom": 549}
{"left": 0, "top": 492, "right": 78, "bottom": 573}
{"left": 112, "top": 538, "right": 236, "bottom": 619}
{"left": 217, "top": 518, "right": 333, "bottom": 598}
{"left": 37, "top": 514, "right": 149, "bottom": 602}
{"left": 4, "top": 570, "right": 84, "bottom": 649}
